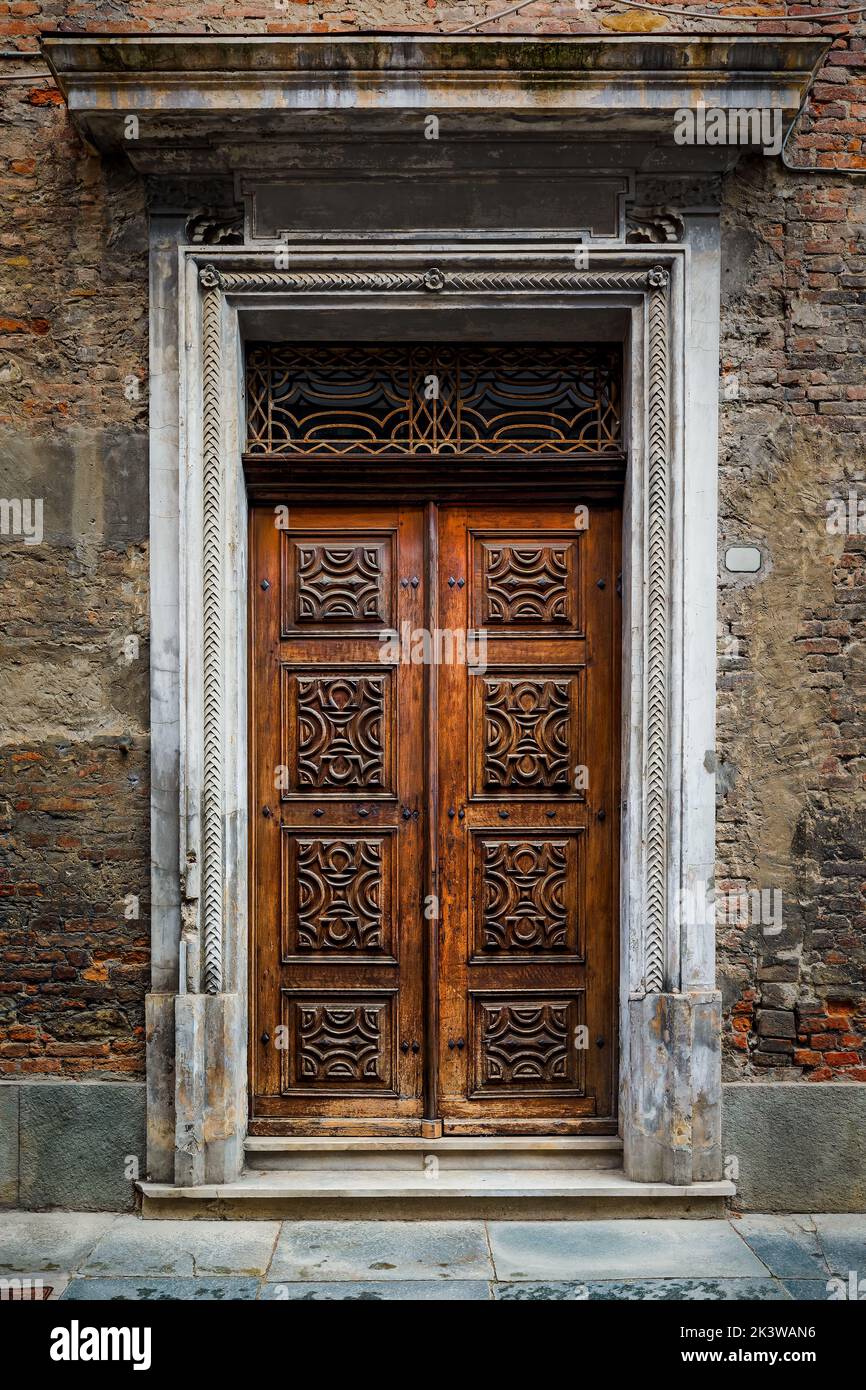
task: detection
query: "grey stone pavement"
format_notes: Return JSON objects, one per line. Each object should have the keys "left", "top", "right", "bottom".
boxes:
{"left": 1, "top": 1212, "right": 865, "bottom": 1300}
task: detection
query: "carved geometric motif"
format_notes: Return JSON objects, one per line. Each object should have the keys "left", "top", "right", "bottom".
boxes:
{"left": 294, "top": 838, "right": 385, "bottom": 953}
{"left": 482, "top": 678, "right": 571, "bottom": 791}
{"left": 481, "top": 543, "right": 573, "bottom": 626}
{"left": 479, "top": 839, "right": 569, "bottom": 953}
{"left": 296, "top": 675, "right": 386, "bottom": 791}
{"left": 294, "top": 542, "right": 386, "bottom": 624}
{"left": 296, "top": 1001, "right": 387, "bottom": 1084}
{"left": 476, "top": 997, "right": 579, "bottom": 1090}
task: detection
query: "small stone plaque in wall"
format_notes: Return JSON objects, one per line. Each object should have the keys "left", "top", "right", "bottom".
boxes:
{"left": 724, "top": 545, "right": 762, "bottom": 574}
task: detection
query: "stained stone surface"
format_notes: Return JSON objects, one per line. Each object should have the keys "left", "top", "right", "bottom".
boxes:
{"left": 18, "top": 1083, "right": 146, "bottom": 1212}
{"left": 723, "top": 1085, "right": 866, "bottom": 1213}
{"left": 260, "top": 1280, "right": 492, "bottom": 1301}
{"left": 62, "top": 1277, "right": 261, "bottom": 1300}
{"left": 782, "top": 1280, "right": 839, "bottom": 1301}
{"left": 1, "top": 1213, "right": 860, "bottom": 1300}
{"left": 268, "top": 1220, "right": 493, "bottom": 1282}
{"left": 811, "top": 1215, "right": 866, "bottom": 1278}
{"left": 493, "top": 1279, "right": 792, "bottom": 1301}
{"left": 80, "top": 1216, "right": 280, "bottom": 1277}
{"left": 0, "top": 1087, "right": 18, "bottom": 1206}
{"left": 733, "top": 1214, "right": 830, "bottom": 1279}
{"left": 487, "top": 1219, "right": 768, "bottom": 1282}
{"left": 0, "top": 1212, "right": 119, "bottom": 1274}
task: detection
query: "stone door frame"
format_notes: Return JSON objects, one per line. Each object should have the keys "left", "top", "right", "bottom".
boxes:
{"left": 146, "top": 238, "right": 723, "bottom": 1187}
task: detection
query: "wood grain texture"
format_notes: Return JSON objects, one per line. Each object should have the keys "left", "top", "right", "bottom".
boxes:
{"left": 436, "top": 503, "right": 619, "bottom": 1133}
{"left": 250, "top": 498, "right": 620, "bottom": 1135}
{"left": 250, "top": 504, "right": 426, "bottom": 1129}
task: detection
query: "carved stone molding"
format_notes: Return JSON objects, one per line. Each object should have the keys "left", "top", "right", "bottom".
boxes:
{"left": 197, "top": 260, "right": 670, "bottom": 996}
{"left": 199, "top": 269, "right": 224, "bottom": 995}
{"left": 645, "top": 271, "right": 670, "bottom": 994}
{"left": 206, "top": 266, "right": 666, "bottom": 298}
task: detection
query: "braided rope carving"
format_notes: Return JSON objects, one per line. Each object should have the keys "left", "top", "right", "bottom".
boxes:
{"left": 198, "top": 259, "right": 671, "bottom": 995}
{"left": 213, "top": 266, "right": 657, "bottom": 296}
{"left": 645, "top": 267, "right": 670, "bottom": 993}
{"left": 200, "top": 269, "right": 224, "bottom": 996}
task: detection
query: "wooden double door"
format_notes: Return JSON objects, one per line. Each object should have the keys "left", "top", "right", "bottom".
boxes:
{"left": 250, "top": 499, "right": 619, "bottom": 1135}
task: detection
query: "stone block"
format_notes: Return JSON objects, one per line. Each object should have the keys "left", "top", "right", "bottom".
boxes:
{"left": 724, "top": 1082, "right": 866, "bottom": 1211}
{"left": 0, "top": 1085, "right": 19, "bottom": 1206}
{"left": 757, "top": 1010, "right": 796, "bottom": 1038}
{"left": 18, "top": 1083, "right": 145, "bottom": 1211}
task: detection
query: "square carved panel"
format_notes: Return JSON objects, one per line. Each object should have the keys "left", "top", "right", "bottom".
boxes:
{"left": 280, "top": 666, "right": 395, "bottom": 798}
{"left": 282, "top": 831, "right": 395, "bottom": 959}
{"left": 280, "top": 991, "right": 396, "bottom": 1094}
{"left": 472, "top": 534, "right": 580, "bottom": 631}
{"left": 469, "top": 991, "right": 585, "bottom": 1097}
{"left": 470, "top": 670, "right": 583, "bottom": 800}
{"left": 281, "top": 530, "right": 394, "bottom": 634}
{"left": 470, "top": 831, "right": 583, "bottom": 959}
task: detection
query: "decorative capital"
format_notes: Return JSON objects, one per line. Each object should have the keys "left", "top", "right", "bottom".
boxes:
{"left": 423, "top": 267, "right": 445, "bottom": 294}
{"left": 199, "top": 263, "right": 221, "bottom": 290}
{"left": 647, "top": 265, "right": 669, "bottom": 289}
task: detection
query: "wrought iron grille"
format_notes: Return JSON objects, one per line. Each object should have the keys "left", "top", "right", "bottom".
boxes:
{"left": 245, "top": 344, "right": 622, "bottom": 457}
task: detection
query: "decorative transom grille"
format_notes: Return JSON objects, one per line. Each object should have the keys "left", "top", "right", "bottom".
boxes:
{"left": 245, "top": 344, "right": 622, "bottom": 456}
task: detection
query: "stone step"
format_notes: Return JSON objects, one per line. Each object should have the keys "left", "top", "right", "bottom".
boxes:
{"left": 243, "top": 1135, "right": 624, "bottom": 1172}
{"left": 139, "top": 1166, "right": 734, "bottom": 1220}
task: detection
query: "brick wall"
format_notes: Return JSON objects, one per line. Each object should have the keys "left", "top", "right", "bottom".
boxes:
{"left": 718, "top": 155, "right": 866, "bottom": 1080}
{"left": 0, "top": 57, "right": 149, "bottom": 1077}
{"left": 1, "top": 3, "right": 864, "bottom": 1082}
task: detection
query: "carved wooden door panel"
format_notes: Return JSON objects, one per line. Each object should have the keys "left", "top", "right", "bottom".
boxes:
{"left": 436, "top": 503, "right": 619, "bottom": 1133}
{"left": 250, "top": 504, "right": 426, "bottom": 1132}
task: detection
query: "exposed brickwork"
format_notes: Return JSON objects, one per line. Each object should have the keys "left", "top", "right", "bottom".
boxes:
{"left": 1, "top": 6, "right": 865, "bottom": 1083}
{"left": 717, "top": 152, "right": 866, "bottom": 1080}
{"left": 0, "top": 738, "right": 149, "bottom": 1076}
{"left": 0, "top": 48, "right": 149, "bottom": 1077}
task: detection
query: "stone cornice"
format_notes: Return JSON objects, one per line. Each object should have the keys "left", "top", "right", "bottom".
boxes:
{"left": 42, "top": 33, "right": 828, "bottom": 161}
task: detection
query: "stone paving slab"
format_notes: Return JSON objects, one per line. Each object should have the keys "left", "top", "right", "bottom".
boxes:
{"left": 260, "top": 1279, "right": 492, "bottom": 1300}
{"left": 812, "top": 1214, "right": 866, "bottom": 1277}
{"left": 782, "top": 1279, "right": 838, "bottom": 1301}
{"left": 269, "top": 1220, "right": 492, "bottom": 1282}
{"left": 1, "top": 1212, "right": 862, "bottom": 1300}
{"left": 488, "top": 1219, "right": 768, "bottom": 1281}
{"left": 0, "top": 1212, "right": 119, "bottom": 1274}
{"left": 80, "top": 1216, "right": 280, "bottom": 1277}
{"left": 62, "top": 1277, "right": 261, "bottom": 1301}
{"left": 494, "top": 1278, "right": 791, "bottom": 1300}
{"left": 733, "top": 1215, "right": 829, "bottom": 1279}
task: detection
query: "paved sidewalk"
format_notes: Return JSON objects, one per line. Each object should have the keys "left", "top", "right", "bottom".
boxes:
{"left": 1, "top": 1212, "right": 864, "bottom": 1300}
